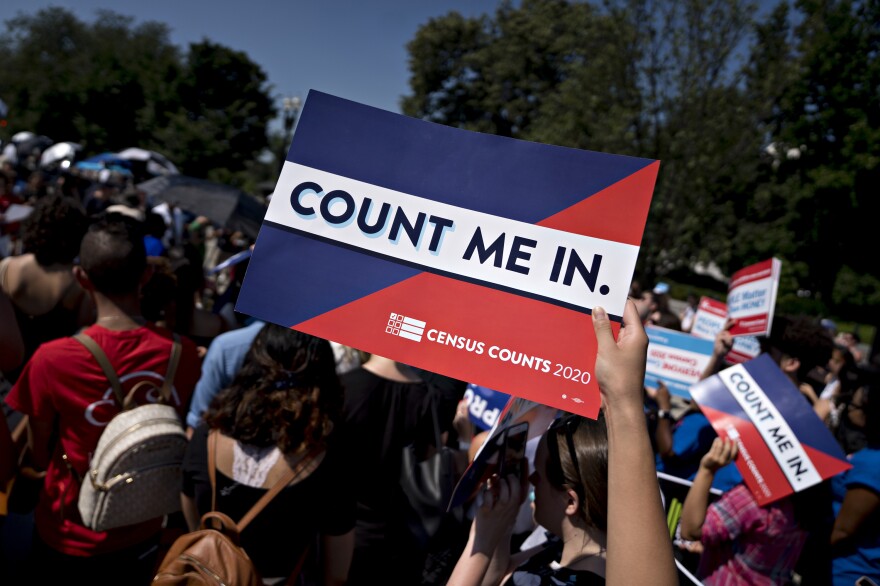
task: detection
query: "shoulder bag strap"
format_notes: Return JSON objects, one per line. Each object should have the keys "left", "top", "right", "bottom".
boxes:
{"left": 208, "top": 432, "right": 319, "bottom": 585}
{"left": 73, "top": 333, "right": 124, "bottom": 407}
{"left": 236, "top": 448, "right": 319, "bottom": 532}
{"left": 208, "top": 429, "right": 219, "bottom": 512}
{"left": 157, "top": 334, "right": 182, "bottom": 404}
{"left": 207, "top": 429, "right": 320, "bottom": 532}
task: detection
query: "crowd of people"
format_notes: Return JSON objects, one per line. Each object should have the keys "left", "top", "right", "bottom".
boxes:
{"left": 0, "top": 137, "right": 877, "bottom": 586}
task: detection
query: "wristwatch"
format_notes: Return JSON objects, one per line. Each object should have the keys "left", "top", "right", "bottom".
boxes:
{"left": 657, "top": 409, "right": 674, "bottom": 421}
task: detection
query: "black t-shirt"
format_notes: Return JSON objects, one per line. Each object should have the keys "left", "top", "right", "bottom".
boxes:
{"left": 341, "top": 368, "right": 430, "bottom": 534}
{"left": 503, "top": 537, "right": 605, "bottom": 585}
{"left": 182, "top": 424, "right": 355, "bottom": 579}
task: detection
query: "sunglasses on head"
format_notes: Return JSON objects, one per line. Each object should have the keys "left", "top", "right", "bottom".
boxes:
{"left": 546, "top": 414, "right": 583, "bottom": 489}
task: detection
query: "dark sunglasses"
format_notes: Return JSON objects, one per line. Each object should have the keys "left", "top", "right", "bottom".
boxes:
{"left": 546, "top": 414, "right": 583, "bottom": 489}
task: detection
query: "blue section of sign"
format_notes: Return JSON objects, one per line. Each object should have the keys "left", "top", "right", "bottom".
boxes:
{"left": 690, "top": 372, "right": 745, "bottom": 416}
{"left": 244, "top": 90, "right": 654, "bottom": 327}
{"left": 466, "top": 384, "right": 510, "bottom": 431}
{"left": 646, "top": 327, "right": 716, "bottom": 355}
{"left": 743, "top": 354, "right": 847, "bottom": 460}
{"left": 288, "top": 91, "right": 654, "bottom": 224}
{"left": 235, "top": 223, "right": 420, "bottom": 326}
{"left": 644, "top": 374, "right": 695, "bottom": 399}
{"left": 693, "top": 354, "right": 847, "bottom": 461}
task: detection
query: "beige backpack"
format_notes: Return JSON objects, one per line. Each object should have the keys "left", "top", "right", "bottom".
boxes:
{"left": 73, "top": 332, "right": 186, "bottom": 532}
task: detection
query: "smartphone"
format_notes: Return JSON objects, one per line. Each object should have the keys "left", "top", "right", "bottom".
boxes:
{"left": 498, "top": 422, "right": 529, "bottom": 479}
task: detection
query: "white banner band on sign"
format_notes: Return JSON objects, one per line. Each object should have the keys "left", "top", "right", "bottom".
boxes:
{"left": 264, "top": 162, "right": 640, "bottom": 317}
{"left": 727, "top": 278, "right": 772, "bottom": 320}
{"left": 718, "top": 364, "right": 822, "bottom": 490}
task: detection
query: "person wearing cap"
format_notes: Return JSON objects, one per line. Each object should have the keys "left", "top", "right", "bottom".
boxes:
{"left": 637, "top": 282, "right": 681, "bottom": 330}
{"left": 680, "top": 293, "right": 699, "bottom": 333}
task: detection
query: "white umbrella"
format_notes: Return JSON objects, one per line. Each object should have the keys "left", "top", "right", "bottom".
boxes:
{"left": 116, "top": 147, "right": 180, "bottom": 176}
{"left": 11, "top": 131, "right": 35, "bottom": 143}
{"left": 40, "top": 141, "right": 83, "bottom": 168}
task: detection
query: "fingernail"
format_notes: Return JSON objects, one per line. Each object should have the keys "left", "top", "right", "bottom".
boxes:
{"left": 593, "top": 306, "right": 607, "bottom": 320}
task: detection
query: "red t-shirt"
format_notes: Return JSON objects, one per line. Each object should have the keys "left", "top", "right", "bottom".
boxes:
{"left": 5, "top": 323, "right": 201, "bottom": 556}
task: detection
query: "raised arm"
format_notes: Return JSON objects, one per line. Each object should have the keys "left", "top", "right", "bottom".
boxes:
{"left": 653, "top": 382, "right": 675, "bottom": 458}
{"left": 592, "top": 301, "right": 677, "bottom": 586}
{"left": 679, "top": 437, "right": 737, "bottom": 540}
{"left": 322, "top": 529, "right": 355, "bottom": 586}
{"left": 830, "top": 487, "right": 880, "bottom": 550}
{"left": 700, "top": 321, "right": 733, "bottom": 381}
{"left": 447, "top": 473, "right": 526, "bottom": 586}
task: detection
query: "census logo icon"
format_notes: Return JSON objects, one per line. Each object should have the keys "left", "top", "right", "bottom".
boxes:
{"left": 386, "top": 312, "right": 426, "bottom": 342}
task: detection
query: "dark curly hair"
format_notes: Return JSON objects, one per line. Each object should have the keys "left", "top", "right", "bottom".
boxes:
{"left": 204, "top": 324, "right": 343, "bottom": 455}
{"left": 763, "top": 315, "right": 835, "bottom": 383}
{"left": 22, "top": 194, "right": 89, "bottom": 266}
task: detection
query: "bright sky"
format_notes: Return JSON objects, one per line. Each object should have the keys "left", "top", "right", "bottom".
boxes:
{"left": 3, "top": 0, "right": 504, "bottom": 121}
{"left": 4, "top": 0, "right": 781, "bottom": 134}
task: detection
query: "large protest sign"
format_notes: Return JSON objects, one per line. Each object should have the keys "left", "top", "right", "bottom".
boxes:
{"left": 645, "top": 326, "right": 714, "bottom": 399}
{"left": 236, "top": 91, "right": 659, "bottom": 419}
{"left": 690, "top": 296, "right": 760, "bottom": 365}
{"left": 727, "top": 258, "right": 781, "bottom": 337}
{"left": 689, "top": 354, "right": 850, "bottom": 506}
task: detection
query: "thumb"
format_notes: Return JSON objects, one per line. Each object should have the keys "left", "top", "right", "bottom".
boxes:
{"left": 592, "top": 306, "right": 615, "bottom": 353}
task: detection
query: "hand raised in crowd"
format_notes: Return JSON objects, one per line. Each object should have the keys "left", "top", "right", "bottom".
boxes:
{"left": 713, "top": 319, "right": 734, "bottom": 358}
{"left": 681, "top": 436, "right": 740, "bottom": 542}
{"left": 472, "top": 471, "right": 528, "bottom": 550}
{"left": 700, "top": 437, "right": 738, "bottom": 473}
{"left": 592, "top": 301, "right": 649, "bottom": 410}
{"left": 592, "top": 300, "right": 678, "bottom": 586}
{"left": 654, "top": 381, "right": 672, "bottom": 412}
{"left": 453, "top": 398, "right": 474, "bottom": 444}
{"left": 447, "top": 466, "right": 528, "bottom": 586}
{"left": 700, "top": 319, "right": 734, "bottom": 380}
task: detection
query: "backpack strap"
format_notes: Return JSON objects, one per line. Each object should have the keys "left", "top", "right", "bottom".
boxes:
{"left": 206, "top": 430, "right": 319, "bottom": 531}
{"left": 158, "top": 334, "right": 182, "bottom": 404}
{"left": 74, "top": 333, "right": 124, "bottom": 407}
{"left": 74, "top": 332, "right": 181, "bottom": 409}
{"left": 209, "top": 429, "right": 219, "bottom": 512}
{"left": 207, "top": 430, "right": 319, "bottom": 584}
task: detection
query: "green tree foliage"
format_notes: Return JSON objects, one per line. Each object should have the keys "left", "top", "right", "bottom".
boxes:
{"left": 155, "top": 41, "right": 274, "bottom": 181}
{"left": 0, "top": 7, "right": 275, "bottom": 182}
{"left": 403, "top": 0, "right": 879, "bottom": 322}
{"left": 403, "top": 0, "right": 759, "bottom": 281}
{"left": 748, "top": 0, "right": 880, "bottom": 320}
{"left": 614, "top": 0, "right": 758, "bottom": 281}
{"left": 403, "top": 0, "right": 641, "bottom": 146}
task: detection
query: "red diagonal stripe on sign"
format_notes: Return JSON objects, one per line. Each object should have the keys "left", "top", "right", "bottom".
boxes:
{"left": 295, "top": 272, "right": 610, "bottom": 419}
{"left": 700, "top": 404, "right": 794, "bottom": 507}
{"left": 537, "top": 161, "right": 659, "bottom": 245}
{"left": 802, "top": 443, "right": 852, "bottom": 480}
